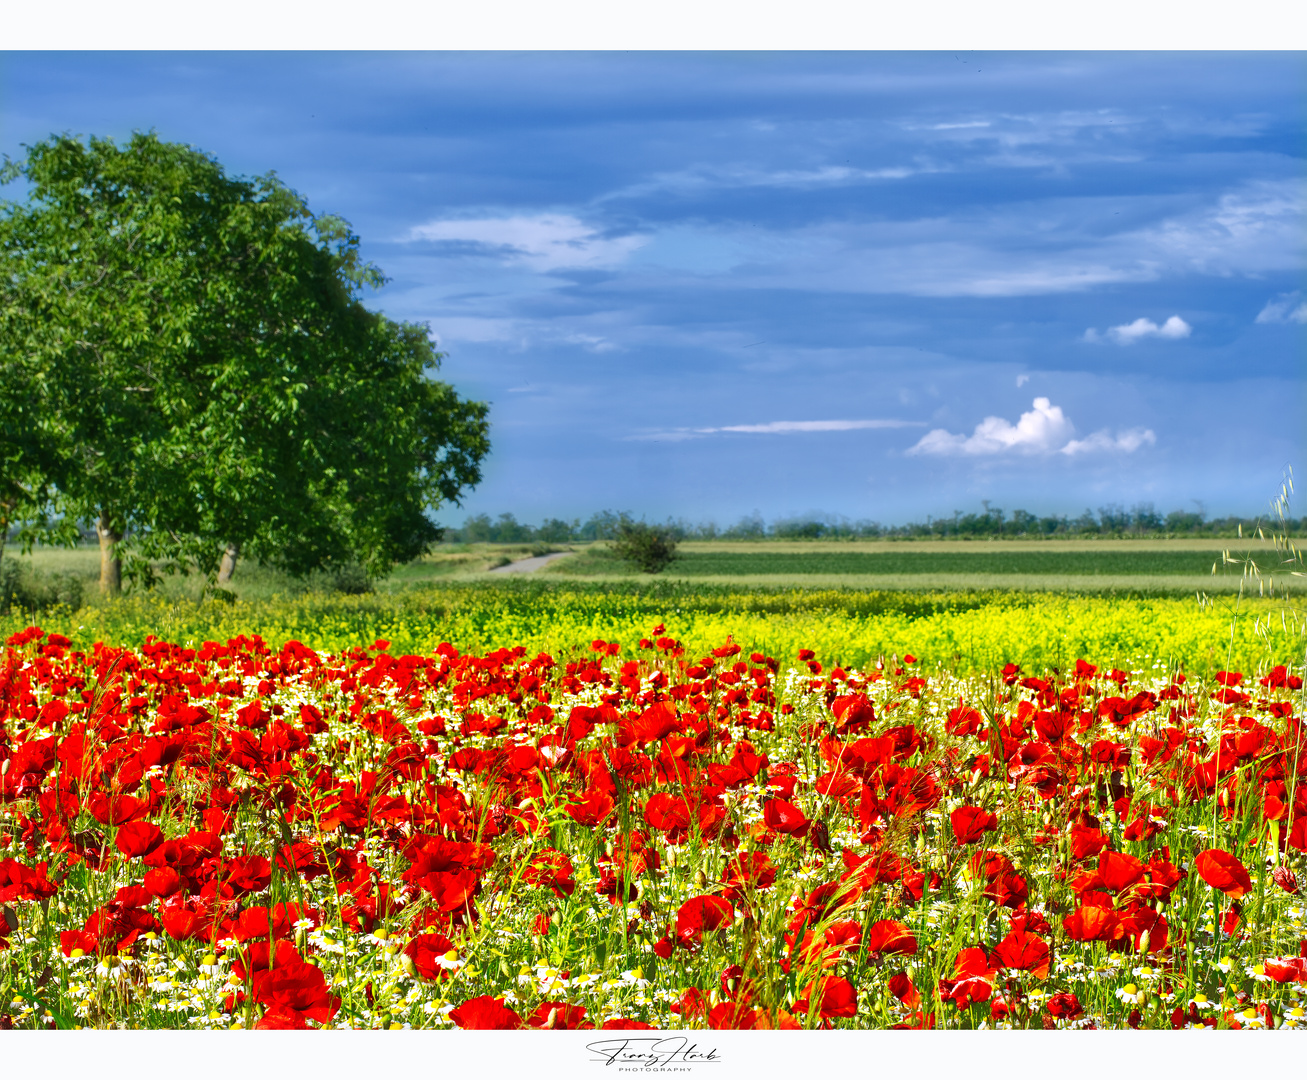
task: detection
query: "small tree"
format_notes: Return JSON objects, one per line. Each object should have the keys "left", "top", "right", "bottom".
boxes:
{"left": 610, "top": 517, "right": 679, "bottom": 574}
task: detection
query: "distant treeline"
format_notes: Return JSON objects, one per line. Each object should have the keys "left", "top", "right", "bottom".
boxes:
{"left": 443, "top": 503, "right": 1302, "bottom": 544}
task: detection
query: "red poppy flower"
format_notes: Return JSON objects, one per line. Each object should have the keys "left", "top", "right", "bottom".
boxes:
{"left": 1195, "top": 849, "right": 1252, "bottom": 899}
{"left": 939, "top": 947, "right": 996, "bottom": 1008}
{"left": 85, "top": 791, "right": 148, "bottom": 826}
{"left": 255, "top": 1006, "right": 309, "bottom": 1030}
{"left": 763, "top": 798, "right": 810, "bottom": 836}
{"left": 992, "top": 929, "right": 1050, "bottom": 979}
{"left": 798, "top": 975, "right": 857, "bottom": 1020}
{"left": 113, "top": 821, "right": 164, "bottom": 860}
{"left": 60, "top": 929, "right": 99, "bottom": 957}
{"left": 823, "top": 920, "right": 864, "bottom": 953}
{"left": 602, "top": 1018, "right": 655, "bottom": 1029}
{"left": 0, "top": 859, "right": 59, "bottom": 903}
{"left": 449, "top": 995, "right": 523, "bottom": 1030}
{"left": 831, "top": 695, "right": 876, "bottom": 734}
{"left": 527, "top": 1002, "right": 591, "bottom": 1029}
{"left": 707, "top": 1002, "right": 758, "bottom": 1029}
{"left": 523, "top": 849, "right": 576, "bottom": 897}
{"left": 888, "top": 971, "right": 920, "bottom": 1008}
{"left": 721, "top": 851, "right": 777, "bottom": 901}
{"left": 1046, "top": 991, "right": 1083, "bottom": 1019}
{"left": 1062, "top": 904, "right": 1122, "bottom": 942}
{"left": 248, "top": 941, "right": 340, "bottom": 1025}
{"left": 1097, "top": 850, "right": 1145, "bottom": 894}
{"left": 865, "top": 919, "right": 917, "bottom": 956}
{"left": 1262, "top": 957, "right": 1307, "bottom": 984}
{"left": 159, "top": 897, "right": 207, "bottom": 941}
{"left": 617, "top": 701, "right": 680, "bottom": 747}
{"left": 675, "top": 894, "right": 734, "bottom": 949}
{"left": 1069, "top": 823, "right": 1109, "bottom": 860}
{"left": 950, "top": 805, "right": 998, "bottom": 845}
{"left": 402, "top": 932, "right": 456, "bottom": 980}
{"left": 222, "top": 854, "right": 273, "bottom": 895}
{"left": 673, "top": 987, "right": 708, "bottom": 1019}
{"left": 983, "top": 871, "right": 1029, "bottom": 909}
{"left": 643, "top": 792, "right": 692, "bottom": 833}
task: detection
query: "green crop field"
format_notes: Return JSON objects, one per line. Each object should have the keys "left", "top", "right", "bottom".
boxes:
{"left": 542, "top": 538, "right": 1300, "bottom": 595}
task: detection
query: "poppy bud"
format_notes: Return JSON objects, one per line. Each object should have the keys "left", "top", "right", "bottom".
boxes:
{"left": 695, "top": 870, "right": 708, "bottom": 889}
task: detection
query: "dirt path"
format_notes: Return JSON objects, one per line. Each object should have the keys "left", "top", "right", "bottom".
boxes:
{"left": 487, "top": 551, "right": 575, "bottom": 574}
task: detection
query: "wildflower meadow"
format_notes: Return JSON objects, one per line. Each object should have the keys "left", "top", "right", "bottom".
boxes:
{"left": 2, "top": 597, "right": 1305, "bottom": 1032}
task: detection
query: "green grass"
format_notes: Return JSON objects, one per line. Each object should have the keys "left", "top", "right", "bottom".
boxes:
{"left": 1, "top": 542, "right": 560, "bottom": 605}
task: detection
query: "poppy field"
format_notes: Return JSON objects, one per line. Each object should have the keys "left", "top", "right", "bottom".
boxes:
{"left": 1, "top": 619, "right": 1305, "bottom": 1032}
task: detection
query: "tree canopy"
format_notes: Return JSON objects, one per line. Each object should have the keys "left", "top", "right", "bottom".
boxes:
{"left": 0, "top": 131, "right": 489, "bottom": 595}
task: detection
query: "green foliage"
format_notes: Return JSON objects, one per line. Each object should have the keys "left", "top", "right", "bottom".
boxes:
{"left": 444, "top": 504, "right": 1303, "bottom": 543}
{"left": 0, "top": 131, "right": 489, "bottom": 593}
{"left": 610, "top": 518, "right": 679, "bottom": 574}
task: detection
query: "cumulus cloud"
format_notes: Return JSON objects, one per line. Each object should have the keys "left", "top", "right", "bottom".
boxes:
{"left": 1083, "top": 315, "right": 1191, "bottom": 344}
{"left": 907, "top": 397, "right": 1155, "bottom": 458}
{"left": 406, "top": 213, "right": 646, "bottom": 271}
{"left": 628, "top": 418, "right": 923, "bottom": 442}
{"left": 1256, "top": 291, "right": 1307, "bottom": 324}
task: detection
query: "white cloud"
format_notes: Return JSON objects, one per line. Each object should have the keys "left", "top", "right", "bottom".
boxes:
{"left": 1256, "top": 291, "right": 1307, "bottom": 325}
{"left": 711, "top": 419, "right": 919, "bottom": 434}
{"left": 628, "top": 418, "right": 923, "bottom": 442}
{"left": 425, "top": 316, "right": 519, "bottom": 345}
{"left": 1136, "top": 179, "right": 1304, "bottom": 276}
{"left": 1015, "top": 374, "right": 1030, "bottom": 387}
{"left": 908, "top": 397, "right": 1074, "bottom": 456}
{"left": 907, "top": 397, "right": 1155, "bottom": 458}
{"left": 406, "top": 213, "right": 646, "bottom": 271}
{"left": 617, "top": 176, "right": 1304, "bottom": 300}
{"left": 563, "top": 333, "right": 620, "bottom": 353}
{"left": 1062, "top": 428, "right": 1157, "bottom": 455}
{"left": 598, "top": 162, "right": 938, "bottom": 203}
{"left": 1085, "top": 315, "right": 1191, "bottom": 345}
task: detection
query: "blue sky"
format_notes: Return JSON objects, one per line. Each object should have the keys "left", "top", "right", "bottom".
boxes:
{"left": 1, "top": 52, "right": 1303, "bottom": 530}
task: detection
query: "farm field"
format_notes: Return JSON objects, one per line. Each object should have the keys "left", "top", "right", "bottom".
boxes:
{"left": 544, "top": 539, "right": 1300, "bottom": 595}
{"left": 0, "top": 623, "right": 1304, "bottom": 1031}
{"left": 8, "top": 538, "right": 1299, "bottom": 603}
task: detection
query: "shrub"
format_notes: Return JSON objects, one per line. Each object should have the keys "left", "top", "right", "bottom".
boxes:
{"left": 611, "top": 519, "right": 679, "bottom": 574}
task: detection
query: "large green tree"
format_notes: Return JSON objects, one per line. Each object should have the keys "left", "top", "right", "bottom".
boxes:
{"left": 0, "top": 132, "right": 489, "bottom": 595}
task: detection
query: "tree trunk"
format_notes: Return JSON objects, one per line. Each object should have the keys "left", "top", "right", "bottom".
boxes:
{"left": 97, "top": 512, "right": 122, "bottom": 598}
{"left": 217, "top": 541, "right": 240, "bottom": 584}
